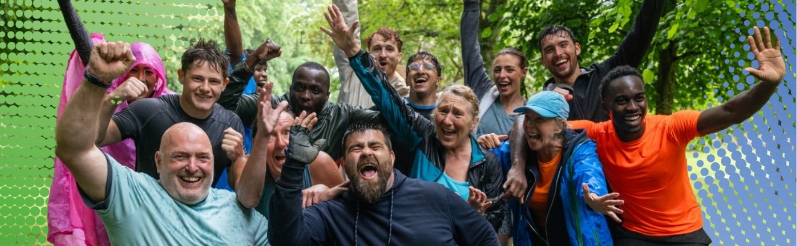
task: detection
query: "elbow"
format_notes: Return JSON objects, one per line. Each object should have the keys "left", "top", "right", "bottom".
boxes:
{"left": 238, "top": 194, "right": 261, "bottom": 209}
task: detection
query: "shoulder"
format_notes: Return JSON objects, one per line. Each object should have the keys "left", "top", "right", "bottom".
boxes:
{"left": 211, "top": 104, "right": 244, "bottom": 125}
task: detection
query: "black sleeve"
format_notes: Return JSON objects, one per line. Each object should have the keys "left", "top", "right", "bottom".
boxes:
{"left": 268, "top": 161, "right": 327, "bottom": 245}
{"left": 481, "top": 150, "right": 505, "bottom": 232}
{"left": 111, "top": 99, "right": 157, "bottom": 140}
{"left": 461, "top": 0, "right": 494, "bottom": 99}
{"left": 600, "top": 0, "right": 666, "bottom": 69}
{"left": 448, "top": 186, "right": 501, "bottom": 246}
{"left": 218, "top": 62, "right": 259, "bottom": 126}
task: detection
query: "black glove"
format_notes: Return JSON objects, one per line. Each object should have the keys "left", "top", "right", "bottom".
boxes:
{"left": 285, "top": 125, "right": 326, "bottom": 166}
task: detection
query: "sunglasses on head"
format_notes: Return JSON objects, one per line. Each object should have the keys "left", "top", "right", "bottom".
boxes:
{"left": 408, "top": 61, "right": 436, "bottom": 72}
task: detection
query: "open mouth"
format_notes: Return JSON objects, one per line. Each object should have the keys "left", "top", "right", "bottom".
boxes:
{"left": 527, "top": 133, "right": 541, "bottom": 141}
{"left": 274, "top": 154, "right": 286, "bottom": 162}
{"left": 180, "top": 176, "right": 201, "bottom": 183}
{"left": 624, "top": 114, "right": 641, "bottom": 124}
{"left": 441, "top": 129, "right": 457, "bottom": 137}
{"left": 359, "top": 164, "right": 378, "bottom": 180}
{"left": 554, "top": 59, "right": 568, "bottom": 69}
{"left": 496, "top": 81, "right": 511, "bottom": 90}
{"left": 414, "top": 77, "right": 428, "bottom": 87}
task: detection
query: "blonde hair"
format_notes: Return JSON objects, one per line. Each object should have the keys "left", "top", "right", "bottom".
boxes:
{"left": 432, "top": 84, "right": 480, "bottom": 119}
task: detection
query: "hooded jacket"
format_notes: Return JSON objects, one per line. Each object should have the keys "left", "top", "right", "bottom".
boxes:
{"left": 495, "top": 129, "right": 613, "bottom": 246}
{"left": 269, "top": 163, "right": 500, "bottom": 246}
{"left": 348, "top": 50, "right": 504, "bottom": 231}
{"left": 217, "top": 63, "right": 379, "bottom": 161}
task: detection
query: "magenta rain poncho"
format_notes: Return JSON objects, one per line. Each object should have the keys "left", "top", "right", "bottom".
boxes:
{"left": 47, "top": 33, "right": 174, "bottom": 246}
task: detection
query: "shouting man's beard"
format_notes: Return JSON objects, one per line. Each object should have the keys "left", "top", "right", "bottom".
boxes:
{"left": 346, "top": 158, "right": 392, "bottom": 204}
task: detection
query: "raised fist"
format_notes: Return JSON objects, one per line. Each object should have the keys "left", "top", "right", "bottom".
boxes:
{"left": 110, "top": 77, "right": 149, "bottom": 103}
{"left": 88, "top": 41, "right": 135, "bottom": 84}
{"left": 252, "top": 38, "right": 282, "bottom": 62}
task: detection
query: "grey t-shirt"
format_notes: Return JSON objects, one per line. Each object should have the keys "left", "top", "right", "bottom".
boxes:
{"left": 81, "top": 152, "right": 269, "bottom": 245}
{"left": 476, "top": 100, "right": 518, "bottom": 135}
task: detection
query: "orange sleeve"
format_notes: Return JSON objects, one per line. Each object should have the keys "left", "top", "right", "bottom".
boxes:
{"left": 667, "top": 110, "right": 702, "bottom": 145}
{"left": 568, "top": 120, "right": 595, "bottom": 130}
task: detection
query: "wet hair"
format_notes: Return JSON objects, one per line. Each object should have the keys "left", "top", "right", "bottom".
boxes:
{"left": 292, "top": 61, "right": 330, "bottom": 90}
{"left": 342, "top": 120, "right": 393, "bottom": 152}
{"left": 432, "top": 85, "right": 480, "bottom": 119}
{"left": 599, "top": 65, "right": 643, "bottom": 100}
{"left": 537, "top": 25, "right": 577, "bottom": 51}
{"left": 365, "top": 27, "right": 404, "bottom": 52}
{"left": 181, "top": 38, "right": 229, "bottom": 79}
{"left": 405, "top": 51, "right": 443, "bottom": 78}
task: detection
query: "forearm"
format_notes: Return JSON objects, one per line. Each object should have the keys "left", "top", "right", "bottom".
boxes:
{"left": 607, "top": 0, "right": 666, "bottom": 68}
{"left": 57, "top": 81, "right": 106, "bottom": 160}
{"left": 699, "top": 79, "right": 780, "bottom": 135}
{"left": 237, "top": 133, "right": 269, "bottom": 208}
{"left": 94, "top": 97, "right": 117, "bottom": 145}
{"left": 332, "top": 0, "right": 360, "bottom": 84}
{"left": 461, "top": 0, "right": 492, "bottom": 96}
{"left": 269, "top": 160, "right": 312, "bottom": 245}
{"left": 223, "top": 4, "right": 243, "bottom": 67}
{"left": 218, "top": 62, "right": 255, "bottom": 121}
{"left": 509, "top": 115, "right": 527, "bottom": 170}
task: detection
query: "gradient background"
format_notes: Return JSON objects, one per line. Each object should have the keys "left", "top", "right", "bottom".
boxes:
{"left": 0, "top": 0, "right": 794, "bottom": 245}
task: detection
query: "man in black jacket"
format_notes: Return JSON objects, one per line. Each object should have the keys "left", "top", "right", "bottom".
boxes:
{"left": 268, "top": 120, "right": 499, "bottom": 246}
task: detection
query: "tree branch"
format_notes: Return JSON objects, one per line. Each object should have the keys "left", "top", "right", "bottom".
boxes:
{"left": 674, "top": 51, "right": 701, "bottom": 62}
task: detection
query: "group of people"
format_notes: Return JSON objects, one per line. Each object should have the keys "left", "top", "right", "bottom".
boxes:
{"left": 48, "top": 0, "right": 785, "bottom": 245}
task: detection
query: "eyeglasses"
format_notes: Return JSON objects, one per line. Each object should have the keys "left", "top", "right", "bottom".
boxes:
{"left": 408, "top": 61, "right": 436, "bottom": 72}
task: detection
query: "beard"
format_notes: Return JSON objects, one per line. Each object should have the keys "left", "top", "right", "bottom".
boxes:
{"left": 345, "top": 158, "right": 393, "bottom": 204}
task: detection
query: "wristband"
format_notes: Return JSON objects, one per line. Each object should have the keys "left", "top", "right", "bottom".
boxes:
{"left": 84, "top": 66, "right": 111, "bottom": 88}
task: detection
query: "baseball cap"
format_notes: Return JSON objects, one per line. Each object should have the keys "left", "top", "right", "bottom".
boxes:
{"left": 512, "top": 91, "right": 569, "bottom": 119}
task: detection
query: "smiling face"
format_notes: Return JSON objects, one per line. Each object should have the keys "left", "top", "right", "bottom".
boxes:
{"left": 266, "top": 111, "right": 292, "bottom": 180}
{"left": 539, "top": 32, "right": 581, "bottom": 81}
{"left": 177, "top": 60, "right": 228, "bottom": 117}
{"left": 253, "top": 63, "right": 268, "bottom": 89}
{"left": 604, "top": 75, "right": 648, "bottom": 142}
{"left": 367, "top": 33, "right": 403, "bottom": 76}
{"left": 155, "top": 123, "right": 214, "bottom": 205}
{"left": 522, "top": 110, "right": 564, "bottom": 152}
{"left": 492, "top": 54, "right": 526, "bottom": 98}
{"left": 343, "top": 129, "right": 395, "bottom": 204}
{"left": 434, "top": 93, "right": 478, "bottom": 151}
{"left": 407, "top": 57, "right": 441, "bottom": 96}
{"left": 126, "top": 63, "right": 158, "bottom": 100}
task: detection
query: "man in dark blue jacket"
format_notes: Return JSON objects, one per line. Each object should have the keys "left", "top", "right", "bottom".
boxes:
{"left": 268, "top": 119, "right": 499, "bottom": 246}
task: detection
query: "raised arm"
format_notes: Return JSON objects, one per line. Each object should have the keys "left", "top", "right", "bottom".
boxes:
{"left": 331, "top": 0, "right": 363, "bottom": 104}
{"left": 461, "top": 0, "right": 494, "bottom": 99}
{"left": 321, "top": 4, "right": 434, "bottom": 148}
{"left": 56, "top": 41, "right": 135, "bottom": 203}
{"left": 218, "top": 39, "right": 282, "bottom": 126}
{"left": 697, "top": 26, "right": 785, "bottom": 135}
{"left": 57, "top": 0, "right": 92, "bottom": 65}
{"left": 237, "top": 83, "right": 290, "bottom": 208}
{"left": 601, "top": 0, "right": 666, "bottom": 69}
{"left": 269, "top": 122, "right": 329, "bottom": 245}
{"left": 222, "top": 0, "right": 244, "bottom": 67}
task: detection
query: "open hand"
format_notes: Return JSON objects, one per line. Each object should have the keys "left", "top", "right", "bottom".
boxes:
{"left": 320, "top": 4, "right": 361, "bottom": 57}
{"left": 466, "top": 186, "right": 492, "bottom": 215}
{"left": 302, "top": 182, "right": 350, "bottom": 209}
{"left": 256, "top": 82, "right": 289, "bottom": 137}
{"left": 582, "top": 183, "right": 624, "bottom": 223}
{"left": 476, "top": 133, "right": 507, "bottom": 149}
{"left": 745, "top": 26, "right": 785, "bottom": 84}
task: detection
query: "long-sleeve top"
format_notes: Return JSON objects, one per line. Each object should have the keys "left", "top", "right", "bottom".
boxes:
{"left": 348, "top": 49, "right": 505, "bottom": 231}
{"left": 541, "top": 0, "right": 666, "bottom": 122}
{"left": 268, "top": 161, "right": 500, "bottom": 246}
{"left": 217, "top": 63, "right": 379, "bottom": 160}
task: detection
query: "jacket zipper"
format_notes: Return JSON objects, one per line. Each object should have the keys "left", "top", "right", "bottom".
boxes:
{"left": 523, "top": 168, "right": 549, "bottom": 245}
{"left": 544, "top": 157, "right": 566, "bottom": 245}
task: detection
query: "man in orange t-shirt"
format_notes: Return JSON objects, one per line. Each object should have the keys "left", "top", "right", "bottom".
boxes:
{"left": 500, "top": 26, "right": 785, "bottom": 245}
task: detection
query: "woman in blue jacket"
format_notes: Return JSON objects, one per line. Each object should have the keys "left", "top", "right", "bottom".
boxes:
{"left": 495, "top": 91, "right": 619, "bottom": 246}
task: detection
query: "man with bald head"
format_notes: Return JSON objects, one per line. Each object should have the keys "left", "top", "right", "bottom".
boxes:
{"left": 55, "top": 41, "right": 273, "bottom": 244}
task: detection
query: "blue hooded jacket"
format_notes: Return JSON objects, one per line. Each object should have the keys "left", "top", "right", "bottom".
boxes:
{"left": 493, "top": 129, "right": 613, "bottom": 246}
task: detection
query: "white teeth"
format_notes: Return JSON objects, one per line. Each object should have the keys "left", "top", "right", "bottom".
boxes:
{"left": 182, "top": 177, "right": 199, "bottom": 182}
{"left": 625, "top": 115, "right": 640, "bottom": 121}
{"left": 556, "top": 60, "right": 567, "bottom": 65}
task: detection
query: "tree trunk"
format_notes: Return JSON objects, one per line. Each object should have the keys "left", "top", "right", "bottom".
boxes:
{"left": 478, "top": 0, "right": 505, "bottom": 68}
{"left": 655, "top": 41, "right": 676, "bottom": 115}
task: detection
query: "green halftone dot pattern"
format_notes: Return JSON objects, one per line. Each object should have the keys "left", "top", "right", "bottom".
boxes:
{"left": 0, "top": 0, "right": 226, "bottom": 245}
{"left": 0, "top": 0, "right": 795, "bottom": 245}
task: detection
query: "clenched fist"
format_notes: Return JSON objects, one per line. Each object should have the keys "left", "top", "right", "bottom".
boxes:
{"left": 110, "top": 77, "right": 149, "bottom": 103}
{"left": 88, "top": 41, "right": 136, "bottom": 84}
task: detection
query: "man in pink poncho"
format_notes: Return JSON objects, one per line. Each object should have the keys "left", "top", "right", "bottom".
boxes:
{"left": 48, "top": 33, "right": 174, "bottom": 246}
